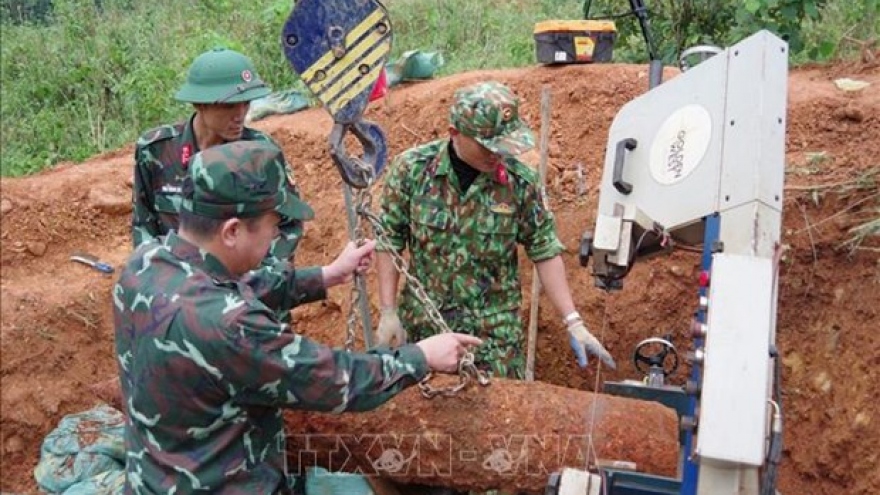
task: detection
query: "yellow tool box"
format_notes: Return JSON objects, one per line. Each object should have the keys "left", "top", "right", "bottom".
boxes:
{"left": 533, "top": 20, "right": 617, "bottom": 64}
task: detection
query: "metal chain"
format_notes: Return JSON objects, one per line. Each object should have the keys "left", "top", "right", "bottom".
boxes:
{"left": 416, "top": 353, "right": 491, "bottom": 399}
{"left": 344, "top": 183, "right": 371, "bottom": 352}
{"left": 345, "top": 165, "right": 375, "bottom": 352}
{"left": 359, "top": 209, "right": 452, "bottom": 333}
{"left": 334, "top": 151, "right": 492, "bottom": 397}
{"left": 356, "top": 189, "right": 491, "bottom": 398}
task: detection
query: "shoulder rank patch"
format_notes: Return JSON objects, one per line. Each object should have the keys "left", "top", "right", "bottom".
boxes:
{"left": 136, "top": 123, "right": 180, "bottom": 148}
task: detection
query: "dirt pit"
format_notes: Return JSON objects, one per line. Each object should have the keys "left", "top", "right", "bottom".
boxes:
{"left": 1, "top": 61, "right": 879, "bottom": 494}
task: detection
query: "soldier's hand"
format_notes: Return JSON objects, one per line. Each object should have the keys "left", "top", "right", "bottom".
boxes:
{"left": 376, "top": 306, "right": 407, "bottom": 348}
{"left": 417, "top": 333, "right": 483, "bottom": 373}
{"left": 567, "top": 321, "right": 616, "bottom": 370}
{"left": 323, "top": 240, "right": 376, "bottom": 287}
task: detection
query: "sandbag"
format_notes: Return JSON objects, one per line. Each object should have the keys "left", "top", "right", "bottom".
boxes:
{"left": 33, "top": 404, "right": 126, "bottom": 494}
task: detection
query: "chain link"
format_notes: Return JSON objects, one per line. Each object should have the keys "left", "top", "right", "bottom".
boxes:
{"left": 359, "top": 209, "right": 453, "bottom": 334}
{"left": 340, "top": 157, "right": 491, "bottom": 397}
{"left": 344, "top": 166, "right": 374, "bottom": 353}
{"left": 416, "top": 352, "right": 492, "bottom": 399}
{"left": 358, "top": 207, "right": 491, "bottom": 399}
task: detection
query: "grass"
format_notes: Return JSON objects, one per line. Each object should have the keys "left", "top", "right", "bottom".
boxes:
{"left": 0, "top": 0, "right": 876, "bottom": 177}
{"left": 388, "top": 0, "right": 583, "bottom": 74}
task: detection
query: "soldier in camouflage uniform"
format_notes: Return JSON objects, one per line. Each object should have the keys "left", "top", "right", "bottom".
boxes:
{"left": 114, "top": 139, "right": 480, "bottom": 494}
{"left": 131, "top": 47, "right": 305, "bottom": 268}
{"left": 375, "top": 81, "right": 615, "bottom": 380}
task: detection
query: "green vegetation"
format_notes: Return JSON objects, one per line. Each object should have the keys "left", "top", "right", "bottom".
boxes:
{"left": 586, "top": 0, "right": 879, "bottom": 63}
{"left": 1, "top": 0, "right": 877, "bottom": 176}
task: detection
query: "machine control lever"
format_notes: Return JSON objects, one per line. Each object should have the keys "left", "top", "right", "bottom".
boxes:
{"left": 578, "top": 231, "right": 594, "bottom": 267}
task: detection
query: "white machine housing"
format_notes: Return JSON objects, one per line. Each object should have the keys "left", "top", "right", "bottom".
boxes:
{"left": 588, "top": 30, "right": 788, "bottom": 495}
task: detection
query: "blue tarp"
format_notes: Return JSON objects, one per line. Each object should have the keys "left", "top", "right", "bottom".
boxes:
{"left": 33, "top": 404, "right": 125, "bottom": 495}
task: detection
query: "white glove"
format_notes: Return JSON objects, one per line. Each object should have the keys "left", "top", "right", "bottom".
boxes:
{"left": 567, "top": 320, "right": 616, "bottom": 370}
{"left": 376, "top": 307, "right": 407, "bottom": 348}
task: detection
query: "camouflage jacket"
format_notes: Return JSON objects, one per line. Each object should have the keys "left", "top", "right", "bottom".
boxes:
{"left": 377, "top": 139, "right": 565, "bottom": 319}
{"left": 132, "top": 115, "right": 304, "bottom": 267}
{"left": 114, "top": 232, "right": 429, "bottom": 494}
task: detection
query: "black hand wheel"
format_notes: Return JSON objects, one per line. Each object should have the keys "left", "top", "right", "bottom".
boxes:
{"left": 633, "top": 337, "right": 679, "bottom": 376}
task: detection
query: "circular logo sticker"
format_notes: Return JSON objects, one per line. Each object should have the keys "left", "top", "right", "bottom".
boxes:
{"left": 649, "top": 105, "right": 712, "bottom": 185}
{"left": 241, "top": 69, "right": 253, "bottom": 83}
{"left": 501, "top": 106, "right": 513, "bottom": 121}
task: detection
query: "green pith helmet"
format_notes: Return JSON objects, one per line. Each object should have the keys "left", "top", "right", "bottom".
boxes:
{"left": 175, "top": 48, "right": 272, "bottom": 104}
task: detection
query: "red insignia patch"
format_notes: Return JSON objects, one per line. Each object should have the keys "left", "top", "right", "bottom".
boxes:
{"left": 494, "top": 162, "right": 509, "bottom": 185}
{"left": 181, "top": 144, "right": 192, "bottom": 169}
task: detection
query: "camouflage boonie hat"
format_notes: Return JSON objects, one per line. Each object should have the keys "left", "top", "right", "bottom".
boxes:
{"left": 449, "top": 81, "right": 535, "bottom": 157}
{"left": 182, "top": 141, "right": 314, "bottom": 221}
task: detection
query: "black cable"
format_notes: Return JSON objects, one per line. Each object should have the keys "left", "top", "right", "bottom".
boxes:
{"left": 603, "top": 227, "right": 661, "bottom": 283}
{"left": 598, "top": 226, "right": 704, "bottom": 288}
{"left": 628, "top": 0, "right": 659, "bottom": 61}
{"left": 760, "top": 347, "right": 783, "bottom": 495}
{"left": 583, "top": 0, "right": 642, "bottom": 20}
{"left": 762, "top": 431, "right": 782, "bottom": 495}
{"left": 771, "top": 345, "right": 783, "bottom": 419}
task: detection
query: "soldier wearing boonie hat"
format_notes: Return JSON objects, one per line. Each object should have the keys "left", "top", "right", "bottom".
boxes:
{"left": 182, "top": 140, "right": 313, "bottom": 223}
{"left": 178, "top": 140, "right": 329, "bottom": 305}
{"left": 448, "top": 80, "right": 536, "bottom": 158}
{"left": 375, "top": 80, "right": 616, "bottom": 388}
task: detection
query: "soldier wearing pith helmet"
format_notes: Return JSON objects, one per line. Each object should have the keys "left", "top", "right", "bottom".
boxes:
{"left": 131, "top": 47, "right": 312, "bottom": 323}
{"left": 131, "top": 47, "right": 306, "bottom": 265}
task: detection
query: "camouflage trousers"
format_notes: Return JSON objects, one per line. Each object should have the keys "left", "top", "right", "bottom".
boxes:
{"left": 400, "top": 303, "right": 524, "bottom": 380}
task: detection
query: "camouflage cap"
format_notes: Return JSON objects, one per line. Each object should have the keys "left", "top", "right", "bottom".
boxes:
{"left": 181, "top": 141, "right": 314, "bottom": 221}
{"left": 449, "top": 81, "right": 535, "bottom": 157}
